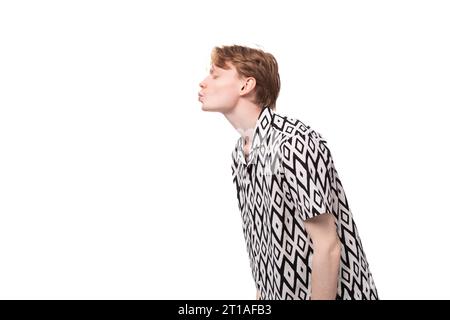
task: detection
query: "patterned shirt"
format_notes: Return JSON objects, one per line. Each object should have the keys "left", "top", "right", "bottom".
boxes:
{"left": 231, "top": 106, "right": 379, "bottom": 300}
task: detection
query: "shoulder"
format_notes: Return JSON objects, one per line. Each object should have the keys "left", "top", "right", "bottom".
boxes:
{"left": 273, "top": 112, "right": 330, "bottom": 166}
{"left": 271, "top": 110, "right": 311, "bottom": 137}
{"left": 270, "top": 110, "right": 321, "bottom": 147}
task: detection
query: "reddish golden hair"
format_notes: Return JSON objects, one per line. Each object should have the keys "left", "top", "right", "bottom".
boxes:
{"left": 210, "top": 44, "right": 281, "bottom": 110}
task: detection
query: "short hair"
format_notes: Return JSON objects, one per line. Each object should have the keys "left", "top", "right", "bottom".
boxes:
{"left": 210, "top": 44, "right": 281, "bottom": 110}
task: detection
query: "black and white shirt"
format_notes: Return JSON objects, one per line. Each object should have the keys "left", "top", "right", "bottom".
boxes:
{"left": 231, "top": 106, "right": 379, "bottom": 300}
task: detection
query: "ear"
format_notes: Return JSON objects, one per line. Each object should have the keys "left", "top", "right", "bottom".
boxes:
{"left": 240, "top": 77, "right": 256, "bottom": 96}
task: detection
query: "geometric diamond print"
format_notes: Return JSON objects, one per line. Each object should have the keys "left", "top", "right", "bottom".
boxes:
{"left": 231, "top": 106, "right": 379, "bottom": 300}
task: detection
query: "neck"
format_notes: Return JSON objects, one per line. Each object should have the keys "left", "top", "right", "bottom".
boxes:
{"left": 223, "top": 102, "right": 263, "bottom": 143}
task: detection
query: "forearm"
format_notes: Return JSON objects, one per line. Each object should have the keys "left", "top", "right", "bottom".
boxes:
{"left": 310, "top": 243, "right": 341, "bottom": 300}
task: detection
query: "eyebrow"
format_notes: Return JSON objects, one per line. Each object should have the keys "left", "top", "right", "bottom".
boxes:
{"left": 209, "top": 66, "right": 216, "bottom": 74}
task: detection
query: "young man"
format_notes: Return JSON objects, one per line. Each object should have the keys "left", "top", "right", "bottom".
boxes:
{"left": 198, "top": 44, "right": 379, "bottom": 300}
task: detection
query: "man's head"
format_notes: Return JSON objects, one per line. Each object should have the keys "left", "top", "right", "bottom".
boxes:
{"left": 198, "top": 44, "right": 280, "bottom": 113}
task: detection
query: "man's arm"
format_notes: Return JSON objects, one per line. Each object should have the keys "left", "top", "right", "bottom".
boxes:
{"left": 303, "top": 212, "right": 341, "bottom": 300}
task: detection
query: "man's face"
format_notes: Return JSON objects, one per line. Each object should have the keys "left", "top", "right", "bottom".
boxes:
{"left": 198, "top": 62, "right": 243, "bottom": 113}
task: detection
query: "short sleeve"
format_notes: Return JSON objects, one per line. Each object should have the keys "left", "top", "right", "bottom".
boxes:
{"left": 280, "top": 133, "right": 333, "bottom": 221}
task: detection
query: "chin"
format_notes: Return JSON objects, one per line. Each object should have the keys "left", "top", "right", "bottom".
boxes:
{"left": 201, "top": 103, "right": 233, "bottom": 114}
{"left": 201, "top": 104, "right": 218, "bottom": 112}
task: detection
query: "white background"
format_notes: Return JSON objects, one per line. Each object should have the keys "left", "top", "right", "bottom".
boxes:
{"left": 1, "top": 0, "right": 449, "bottom": 299}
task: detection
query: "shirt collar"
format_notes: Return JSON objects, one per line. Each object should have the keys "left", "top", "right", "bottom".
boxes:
{"left": 237, "top": 105, "right": 273, "bottom": 165}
